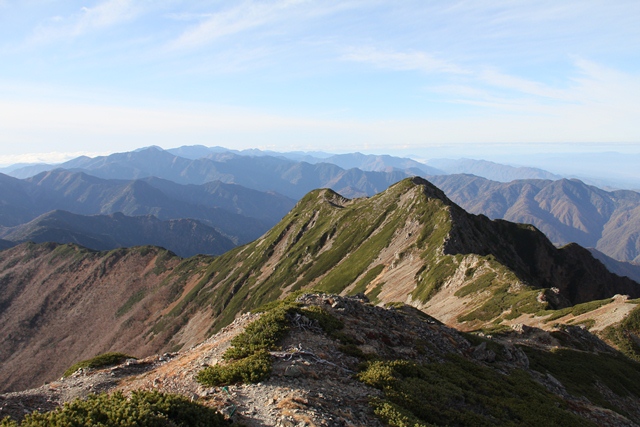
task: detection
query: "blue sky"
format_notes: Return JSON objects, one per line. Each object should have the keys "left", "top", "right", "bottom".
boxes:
{"left": 1, "top": 0, "right": 639, "bottom": 165}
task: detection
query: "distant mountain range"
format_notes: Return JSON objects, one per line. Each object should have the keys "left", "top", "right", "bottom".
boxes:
{"left": 3, "top": 146, "right": 562, "bottom": 194}
{"left": 5, "top": 145, "right": 640, "bottom": 191}
{"left": 4, "top": 147, "right": 409, "bottom": 199}
{"left": 588, "top": 248, "right": 640, "bottom": 285}
{"left": 0, "top": 169, "right": 295, "bottom": 254}
{"left": 430, "top": 174, "right": 640, "bottom": 263}
{"left": 3, "top": 146, "right": 640, "bottom": 266}
{"left": 426, "top": 158, "right": 561, "bottom": 181}
{"left": 0, "top": 210, "right": 234, "bottom": 258}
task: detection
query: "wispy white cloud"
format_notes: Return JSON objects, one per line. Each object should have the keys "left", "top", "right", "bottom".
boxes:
{"left": 166, "top": 0, "right": 309, "bottom": 51}
{"left": 28, "top": 0, "right": 141, "bottom": 44}
{"left": 342, "top": 47, "right": 469, "bottom": 75}
{"left": 75, "top": 0, "right": 139, "bottom": 33}
{"left": 165, "top": 0, "right": 368, "bottom": 52}
{"left": 2, "top": 0, "right": 639, "bottom": 158}
{"left": 477, "top": 67, "right": 571, "bottom": 101}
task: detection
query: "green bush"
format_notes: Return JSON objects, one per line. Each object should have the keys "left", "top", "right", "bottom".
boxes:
{"left": 525, "top": 345, "right": 640, "bottom": 415}
{"left": 223, "top": 303, "right": 297, "bottom": 360}
{"left": 196, "top": 350, "right": 272, "bottom": 386}
{"left": 196, "top": 296, "right": 350, "bottom": 387}
{"left": 601, "top": 304, "right": 640, "bottom": 361}
{"left": 63, "top": 352, "right": 135, "bottom": 377}
{"left": 542, "top": 298, "right": 613, "bottom": 323}
{"left": 454, "top": 271, "right": 496, "bottom": 297}
{"left": 300, "top": 305, "right": 344, "bottom": 334}
{"left": 197, "top": 301, "right": 298, "bottom": 387}
{"left": 370, "top": 398, "right": 435, "bottom": 427}
{"left": 357, "top": 356, "right": 591, "bottom": 427}
{"left": 1, "top": 391, "right": 228, "bottom": 426}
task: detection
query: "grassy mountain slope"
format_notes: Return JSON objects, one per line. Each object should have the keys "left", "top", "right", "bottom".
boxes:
{"left": 2, "top": 177, "right": 639, "bottom": 395}
{"left": 181, "top": 177, "right": 639, "bottom": 332}
{"left": 430, "top": 174, "right": 640, "bottom": 262}
{"left": 0, "top": 242, "right": 216, "bottom": 392}
{"left": 0, "top": 210, "right": 235, "bottom": 257}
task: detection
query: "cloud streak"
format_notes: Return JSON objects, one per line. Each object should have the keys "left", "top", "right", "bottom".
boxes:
{"left": 166, "top": 0, "right": 308, "bottom": 51}
{"left": 28, "top": 0, "right": 141, "bottom": 44}
{"left": 342, "top": 47, "right": 469, "bottom": 75}
{"left": 1, "top": 1, "right": 639, "bottom": 159}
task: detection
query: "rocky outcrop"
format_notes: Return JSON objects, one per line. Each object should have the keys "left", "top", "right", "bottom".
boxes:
{"left": 2, "top": 294, "right": 639, "bottom": 426}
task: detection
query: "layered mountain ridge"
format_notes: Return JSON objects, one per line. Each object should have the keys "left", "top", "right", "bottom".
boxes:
{"left": 5, "top": 146, "right": 640, "bottom": 265}
{"left": 0, "top": 210, "right": 234, "bottom": 257}
{"left": 0, "top": 169, "right": 295, "bottom": 251}
{"left": 2, "top": 177, "right": 638, "bottom": 396}
{"left": 9, "top": 147, "right": 411, "bottom": 199}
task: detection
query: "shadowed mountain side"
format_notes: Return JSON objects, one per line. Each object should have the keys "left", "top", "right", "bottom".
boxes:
{"left": 430, "top": 174, "right": 640, "bottom": 263}
{"left": 0, "top": 170, "right": 274, "bottom": 245}
{"left": 140, "top": 177, "right": 295, "bottom": 224}
{"left": 0, "top": 239, "right": 15, "bottom": 250}
{"left": 0, "top": 173, "right": 35, "bottom": 226}
{"left": 588, "top": 248, "right": 640, "bottom": 284}
{"left": 0, "top": 210, "right": 235, "bottom": 257}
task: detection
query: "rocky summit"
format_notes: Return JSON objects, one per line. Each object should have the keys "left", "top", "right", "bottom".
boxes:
{"left": 2, "top": 293, "right": 640, "bottom": 426}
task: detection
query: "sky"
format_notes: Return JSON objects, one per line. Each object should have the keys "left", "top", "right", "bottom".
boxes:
{"left": 1, "top": 0, "right": 640, "bottom": 166}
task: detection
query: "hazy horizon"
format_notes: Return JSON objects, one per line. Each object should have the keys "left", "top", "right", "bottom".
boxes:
{"left": 2, "top": 143, "right": 640, "bottom": 192}
{"left": 1, "top": 1, "right": 639, "bottom": 164}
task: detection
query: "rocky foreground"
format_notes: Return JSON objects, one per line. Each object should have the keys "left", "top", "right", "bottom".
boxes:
{"left": 2, "top": 294, "right": 640, "bottom": 426}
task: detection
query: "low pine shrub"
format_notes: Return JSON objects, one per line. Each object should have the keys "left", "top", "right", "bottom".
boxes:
{"left": 0, "top": 391, "right": 228, "bottom": 426}
{"left": 357, "top": 356, "right": 590, "bottom": 426}
{"left": 197, "top": 301, "right": 298, "bottom": 387}
{"left": 63, "top": 352, "right": 135, "bottom": 377}
{"left": 196, "top": 350, "right": 272, "bottom": 386}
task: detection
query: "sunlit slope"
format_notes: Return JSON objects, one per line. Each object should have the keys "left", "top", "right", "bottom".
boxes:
{"left": 196, "top": 177, "right": 639, "bottom": 330}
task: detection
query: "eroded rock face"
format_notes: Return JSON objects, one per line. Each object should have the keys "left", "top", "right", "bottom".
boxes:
{"left": 0, "top": 243, "right": 212, "bottom": 393}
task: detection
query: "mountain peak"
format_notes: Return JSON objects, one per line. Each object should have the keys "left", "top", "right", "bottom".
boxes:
{"left": 408, "top": 175, "right": 453, "bottom": 201}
